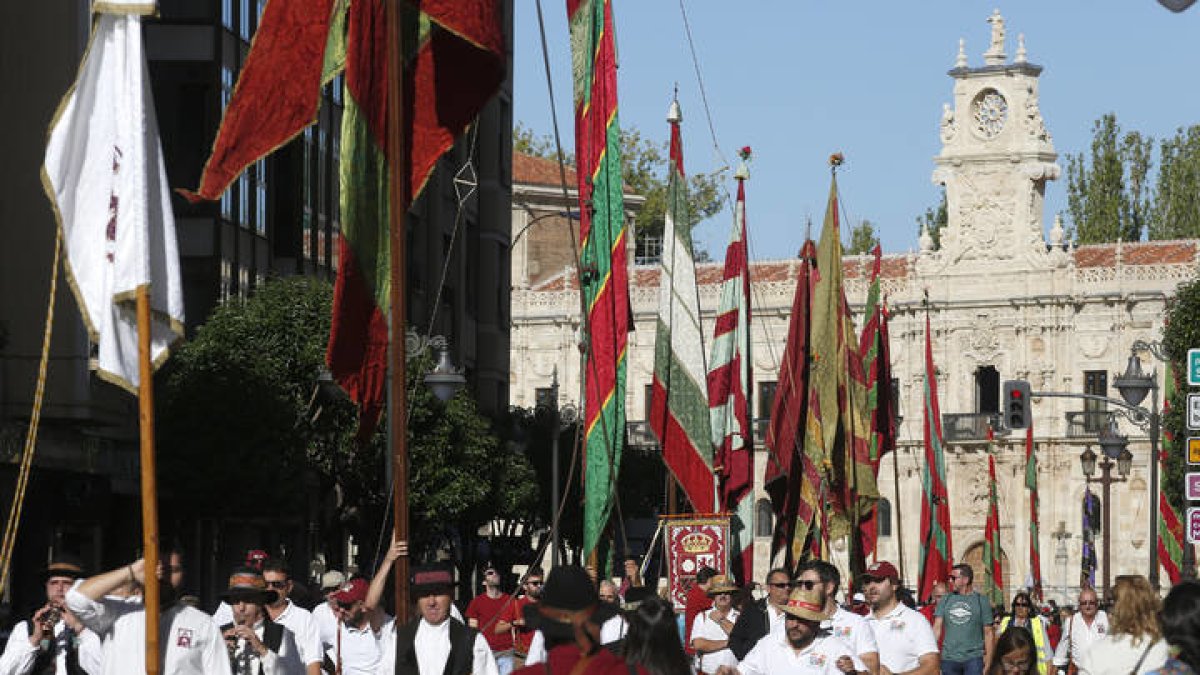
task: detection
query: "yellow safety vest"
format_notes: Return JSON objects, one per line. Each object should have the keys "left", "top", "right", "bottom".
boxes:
{"left": 999, "top": 616, "right": 1052, "bottom": 675}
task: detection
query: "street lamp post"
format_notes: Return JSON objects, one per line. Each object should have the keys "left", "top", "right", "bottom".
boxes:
{"left": 1080, "top": 434, "right": 1132, "bottom": 601}
{"left": 1112, "top": 343, "right": 1161, "bottom": 588}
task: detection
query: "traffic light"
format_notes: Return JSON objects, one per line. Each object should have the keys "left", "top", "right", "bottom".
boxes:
{"left": 1003, "top": 380, "right": 1032, "bottom": 430}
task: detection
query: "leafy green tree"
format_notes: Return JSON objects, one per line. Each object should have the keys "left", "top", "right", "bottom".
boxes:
{"left": 916, "top": 188, "right": 947, "bottom": 251}
{"left": 513, "top": 123, "right": 724, "bottom": 256}
{"left": 847, "top": 219, "right": 879, "bottom": 255}
{"left": 1150, "top": 125, "right": 1200, "bottom": 240}
{"left": 157, "top": 276, "right": 537, "bottom": 564}
{"left": 1160, "top": 278, "right": 1200, "bottom": 512}
{"left": 1065, "top": 114, "right": 1152, "bottom": 243}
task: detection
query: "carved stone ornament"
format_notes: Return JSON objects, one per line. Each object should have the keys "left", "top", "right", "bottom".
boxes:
{"left": 965, "top": 313, "right": 1001, "bottom": 361}
{"left": 941, "top": 103, "right": 957, "bottom": 144}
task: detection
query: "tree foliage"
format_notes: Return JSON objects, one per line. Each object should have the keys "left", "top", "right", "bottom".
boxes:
{"left": 156, "top": 276, "right": 537, "bottom": 561}
{"left": 847, "top": 219, "right": 879, "bottom": 255}
{"left": 916, "top": 188, "right": 947, "bottom": 251}
{"left": 513, "top": 123, "right": 725, "bottom": 255}
{"left": 1150, "top": 126, "right": 1200, "bottom": 240}
{"left": 1065, "top": 114, "right": 1152, "bottom": 243}
{"left": 1160, "top": 278, "right": 1200, "bottom": 512}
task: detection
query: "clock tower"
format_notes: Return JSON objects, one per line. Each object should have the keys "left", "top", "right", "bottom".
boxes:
{"left": 927, "top": 10, "right": 1060, "bottom": 269}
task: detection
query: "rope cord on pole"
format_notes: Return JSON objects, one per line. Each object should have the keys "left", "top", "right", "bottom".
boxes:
{"left": 0, "top": 231, "right": 61, "bottom": 597}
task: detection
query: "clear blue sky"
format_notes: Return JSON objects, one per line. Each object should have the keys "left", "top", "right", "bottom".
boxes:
{"left": 513, "top": 2, "right": 1200, "bottom": 261}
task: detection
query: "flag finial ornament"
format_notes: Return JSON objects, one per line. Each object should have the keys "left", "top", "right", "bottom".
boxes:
{"left": 667, "top": 98, "right": 682, "bottom": 124}
{"left": 829, "top": 152, "right": 845, "bottom": 173}
{"left": 735, "top": 146, "right": 751, "bottom": 181}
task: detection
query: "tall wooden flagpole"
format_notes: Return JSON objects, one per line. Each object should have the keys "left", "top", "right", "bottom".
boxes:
{"left": 385, "top": 0, "right": 410, "bottom": 622}
{"left": 137, "top": 286, "right": 161, "bottom": 675}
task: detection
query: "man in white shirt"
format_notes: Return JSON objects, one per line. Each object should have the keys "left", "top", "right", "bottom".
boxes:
{"left": 689, "top": 575, "right": 741, "bottom": 674}
{"left": 860, "top": 561, "right": 939, "bottom": 675}
{"left": 311, "top": 570, "right": 345, "bottom": 653}
{"left": 728, "top": 568, "right": 794, "bottom": 660}
{"left": 218, "top": 568, "right": 305, "bottom": 675}
{"left": 259, "top": 559, "right": 323, "bottom": 675}
{"left": 718, "top": 586, "right": 864, "bottom": 675}
{"left": 382, "top": 563, "right": 497, "bottom": 675}
{"left": 325, "top": 578, "right": 386, "bottom": 675}
{"left": 1051, "top": 588, "right": 1109, "bottom": 673}
{"left": 0, "top": 555, "right": 103, "bottom": 675}
{"left": 797, "top": 560, "right": 879, "bottom": 675}
{"left": 66, "top": 558, "right": 232, "bottom": 675}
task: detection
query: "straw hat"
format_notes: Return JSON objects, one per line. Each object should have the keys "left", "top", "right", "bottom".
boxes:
{"left": 705, "top": 575, "right": 739, "bottom": 596}
{"left": 780, "top": 586, "right": 827, "bottom": 622}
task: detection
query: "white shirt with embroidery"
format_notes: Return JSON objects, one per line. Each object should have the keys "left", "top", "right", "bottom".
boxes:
{"left": 1053, "top": 611, "right": 1110, "bottom": 668}
{"left": 66, "top": 587, "right": 232, "bottom": 675}
{"left": 829, "top": 607, "right": 879, "bottom": 660}
{"left": 690, "top": 606, "right": 740, "bottom": 674}
{"left": 864, "top": 603, "right": 938, "bottom": 674}
{"left": 738, "top": 632, "right": 862, "bottom": 675}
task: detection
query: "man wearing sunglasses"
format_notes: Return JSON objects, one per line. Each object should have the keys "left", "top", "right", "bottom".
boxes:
{"left": 495, "top": 567, "right": 544, "bottom": 669}
{"left": 798, "top": 560, "right": 879, "bottom": 675}
{"left": 466, "top": 566, "right": 514, "bottom": 675}
{"left": 728, "top": 568, "right": 794, "bottom": 660}
{"left": 1051, "top": 588, "right": 1108, "bottom": 675}
{"left": 933, "top": 564, "right": 994, "bottom": 675}
{"left": 260, "top": 559, "right": 323, "bottom": 675}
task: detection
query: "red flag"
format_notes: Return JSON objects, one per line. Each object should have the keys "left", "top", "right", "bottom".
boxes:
{"left": 764, "top": 240, "right": 819, "bottom": 569}
{"left": 918, "top": 311, "right": 953, "bottom": 602}
{"left": 181, "top": 0, "right": 335, "bottom": 202}
{"left": 856, "top": 246, "right": 894, "bottom": 561}
{"left": 325, "top": 0, "right": 505, "bottom": 436}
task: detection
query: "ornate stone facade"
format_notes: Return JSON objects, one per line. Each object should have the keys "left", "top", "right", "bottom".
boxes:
{"left": 509, "top": 14, "right": 1199, "bottom": 601}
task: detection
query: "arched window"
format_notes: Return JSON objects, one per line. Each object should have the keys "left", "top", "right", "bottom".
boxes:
{"left": 877, "top": 498, "right": 892, "bottom": 537}
{"left": 756, "top": 498, "right": 773, "bottom": 538}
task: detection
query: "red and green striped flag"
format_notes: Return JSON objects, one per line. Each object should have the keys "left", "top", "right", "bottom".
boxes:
{"left": 708, "top": 148, "right": 754, "bottom": 584}
{"left": 983, "top": 434, "right": 1004, "bottom": 607}
{"left": 1025, "top": 423, "right": 1043, "bottom": 602}
{"left": 569, "top": 0, "right": 630, "bottom": 559}
{"left": 182, "top": 0, "right": 505, "bottom": 436}
{"left": 764, "top": 239, "right": 819, "bottom": 569}
{"left": 857, "top": 245, "right": 894, "bottom": 561}
{"left": 1159, "top": 361, "right": 1187, "bottom": 583}
{"left": 918, "top": 310, "right": 953, "bottom": 601}
{"left": 650, "top": 100, "right": 714, "bottom": 513}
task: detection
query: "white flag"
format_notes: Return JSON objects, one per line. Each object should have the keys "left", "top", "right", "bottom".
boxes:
{"left": 42, "top": 1, "right": 184, "bottom": 392}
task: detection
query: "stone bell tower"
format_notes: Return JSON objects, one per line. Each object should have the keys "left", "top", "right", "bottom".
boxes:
{"left": 925, "top": 10, "right": 1061, "bottom": 270}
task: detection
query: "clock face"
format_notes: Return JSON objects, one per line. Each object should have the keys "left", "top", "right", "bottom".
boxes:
{"left": 972, "top": 89, "right": 1008, "bottom": 139}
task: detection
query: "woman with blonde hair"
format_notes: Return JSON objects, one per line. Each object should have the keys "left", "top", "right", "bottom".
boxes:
{"left": 1076, "top": 575, "right": 1169, "bottom": 675}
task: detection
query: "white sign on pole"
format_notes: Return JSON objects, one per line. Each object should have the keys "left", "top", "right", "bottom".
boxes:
{"left": 1189, "top": 393, "right": 1200, "bottom": 431}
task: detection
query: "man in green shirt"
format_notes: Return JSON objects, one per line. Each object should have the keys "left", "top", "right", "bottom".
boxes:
{"left": 932, "top": 564, "right": 994, "bottom": 675}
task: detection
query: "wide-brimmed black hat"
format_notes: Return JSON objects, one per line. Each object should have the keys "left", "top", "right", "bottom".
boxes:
{"left": 220, "top": 567, "right": 277, "bottom": 605}
{"left": 621, "top": 585, "right": 656, "bottom": 611}
{"left": 521, "top": 565, "right": 618, "bottom": 638}
{"left": 411, "top": 563, "right": 455, "bottom": 597}
{"left": 45, "top": 554, "right": 87, "bottom": 583}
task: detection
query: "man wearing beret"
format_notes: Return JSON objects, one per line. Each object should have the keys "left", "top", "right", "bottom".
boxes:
{"left": 0, "top": 555, "right": 102, "bottom": 675}
{"left": 380, "top": 563, "right": 497, "bottom": 675}
{"left": 218, "top": 568, "right": 305, "bottom": 675}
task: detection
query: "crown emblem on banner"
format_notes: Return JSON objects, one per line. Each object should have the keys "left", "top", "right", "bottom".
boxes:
{"left": 681, "top": 532, "right": 713, "bottom": 553}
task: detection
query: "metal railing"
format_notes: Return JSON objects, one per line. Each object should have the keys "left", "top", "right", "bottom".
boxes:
{"left": 942, "top": 412, "right": 1002, "bottom": 442}
{"left": 1065, "top": 410, "right": 1113, "bottom": 437}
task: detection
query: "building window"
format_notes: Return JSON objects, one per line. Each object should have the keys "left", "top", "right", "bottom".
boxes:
{"left": 758, "top": 381, "right": 777, "bottom": 422}
{"left": 238, "top": 172, "right": 250, "bottom": 228}
{"left": 877, "top": 498, "right": 892, "bottom": 537}
{"left": 535, "top": 387, "right": 555, "bottom": 411}
{"left": 1084, "top": 370, "right": 1108, "bottom": 433}
{"left": 635, "top": 235, "right": 662, "bottom": 265}
{"left": 975, "top": 366, "right": 999, "bottom": 413}
{"left": 255, "top": 159, "right": 267, "bottom": 235}
{"left": 221, "top": 0, "right": 234, "bottom": 30}
{"left": 644, "top": 383, "right": 654, "bottom": 421}
{"left": 239, "top": 0, "right": 252, "bottom": 40}
{"left": 755, "top": 499, "right": 773, "bottom": 538}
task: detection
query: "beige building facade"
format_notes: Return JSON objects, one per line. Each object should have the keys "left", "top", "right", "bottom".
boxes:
{"left": 509, "top": 14, "right": 1199, "bottom": 602}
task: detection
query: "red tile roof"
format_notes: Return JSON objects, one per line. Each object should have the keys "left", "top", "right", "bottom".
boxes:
{"left": 513, "top": 152, "right": 578, "bottom": 187}
{"left": 1074, "top": 240, "right": 1198, "bottom": 267}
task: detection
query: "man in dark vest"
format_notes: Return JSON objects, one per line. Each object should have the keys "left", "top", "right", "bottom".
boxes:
{"left": 0, "top": 554, "right": 102, "bottom": 675}
{"left": 390, "top": 563, "right": 497, "bottom": 675}
{"left": 219, "top": 567, "right": 305, "bottom": 675}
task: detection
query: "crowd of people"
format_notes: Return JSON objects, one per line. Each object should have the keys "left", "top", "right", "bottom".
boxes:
{"left": 2, "top": 546, "right": 1198, "bottom": 675}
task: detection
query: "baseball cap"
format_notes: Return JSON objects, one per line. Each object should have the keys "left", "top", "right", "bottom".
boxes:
{"left": 321, "top": 570, "right": 346, "bottom": 591}
{"left": 861, "top": 561, "right": 900, "bottom": 582}
{"left": 331, "top": 578, "right": 369, "bottom": 605}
